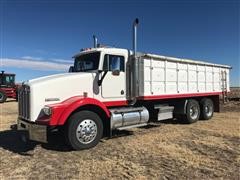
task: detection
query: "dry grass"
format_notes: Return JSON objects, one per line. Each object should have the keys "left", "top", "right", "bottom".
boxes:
{"left": 0, "top": 100, "right": 239, "bottom": 179}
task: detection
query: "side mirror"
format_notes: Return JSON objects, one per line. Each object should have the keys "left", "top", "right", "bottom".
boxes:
{"left": 69, "top": 66, "right": 74, "bottom": 72}
{"left": 112, "top": 69, "right": 120, "bottom": 76}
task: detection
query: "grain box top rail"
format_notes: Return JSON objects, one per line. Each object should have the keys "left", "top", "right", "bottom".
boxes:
{"left": 143, "top": 53, "right": 231, "bottom": 69}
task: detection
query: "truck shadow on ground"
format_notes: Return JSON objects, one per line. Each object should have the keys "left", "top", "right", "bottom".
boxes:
{"left": 0, "top": 128, "right": 37, "bottom": 156}
{"left": 0, "top": 125, "right": 74, "bottom": 154}
{"left": 158, "top": 118, "right": 188, "bottom": 124}
{"left": 141, "top": 118, "right": 188, "bottom": 128}
{"left": 3, "top": 99, "right": 17, "bottom": 103}
{"left": 0, "top": 125, "right": 135, "bottom": 154}
{"left": 42, "top": 129, "right": 135, "bottom": 151}
{"left": 0, "top": 119, "right": 185, "bottom": 154}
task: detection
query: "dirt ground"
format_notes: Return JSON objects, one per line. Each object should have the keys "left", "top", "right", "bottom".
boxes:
{"left": 0, "top": 100, "right": 239, "bottom": 179}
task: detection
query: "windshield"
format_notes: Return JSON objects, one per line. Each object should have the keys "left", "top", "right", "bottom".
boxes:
{"left": 74, "top": 52, "right": 100, "bottom": 72}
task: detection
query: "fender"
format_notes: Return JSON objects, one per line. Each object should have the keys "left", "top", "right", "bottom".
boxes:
{"left": 173, "top": 99, "right": 188, "bottom": 115}
{"left": 46, "top": 96, "right": 111, "bottom": 126}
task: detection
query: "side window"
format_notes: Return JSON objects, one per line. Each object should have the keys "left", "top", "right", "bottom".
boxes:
{"left": 103, "top": 55, "right": 125, "bottom": 72}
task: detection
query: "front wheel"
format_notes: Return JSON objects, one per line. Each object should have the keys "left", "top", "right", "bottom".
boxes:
{"left": 65, "top": 110, "right": 103, "bottom": 150}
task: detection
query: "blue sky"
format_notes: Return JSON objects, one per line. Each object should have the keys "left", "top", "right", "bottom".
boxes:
{"left": 0, "top": 0, "right": 239, "bottom": 86}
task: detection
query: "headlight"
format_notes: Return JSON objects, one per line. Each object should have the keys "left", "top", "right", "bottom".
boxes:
{"left": 43, "top": 106, "right": 52, "bottom": 116}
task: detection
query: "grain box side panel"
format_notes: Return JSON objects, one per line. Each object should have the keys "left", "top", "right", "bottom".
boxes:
{"left": 188, "top": 64, "right": 198, "bottom": 93}
{"left": 141, "top": 58, "right": 151, "bottom": 96}
{"left": 197, "top": 65, "right": 206, "bottom": 92}
{"left": 165, "top": 61, "right": 178, "bottom": 94}
{"left": 140, "top": 55, "right": 229, "bottom": 97}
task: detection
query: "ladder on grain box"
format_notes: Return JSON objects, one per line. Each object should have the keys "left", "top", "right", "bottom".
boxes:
{"left": 221, "top": 70, "right": 228, "bottom": 103}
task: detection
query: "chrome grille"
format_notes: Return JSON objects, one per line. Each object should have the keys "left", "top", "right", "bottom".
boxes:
{"left": 18, "top": 85, "right": 30, "bottom": 120}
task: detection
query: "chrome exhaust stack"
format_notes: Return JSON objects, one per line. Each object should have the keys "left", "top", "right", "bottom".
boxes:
{"left": 93, "top": 35, "right": 98, "bottom": 48}
{"left": 128, "top": 18, "right": 139, "bottom": 104}
{"left": 133, "top": 18, "right": 139, "bottom": 57}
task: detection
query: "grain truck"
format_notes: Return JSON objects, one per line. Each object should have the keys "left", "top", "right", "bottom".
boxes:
{"left": 17, "top": 19, "right": 231, "bottom": 150}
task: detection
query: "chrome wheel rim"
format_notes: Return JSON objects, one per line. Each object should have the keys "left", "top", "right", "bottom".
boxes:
{"left": 190, "top": 106, "right": 199, "bottom": 119}
{"left": 76, "top": 119, "right": 97, "bottom": 144}
{"left": 205, "top": 105, "right": 213, "bottom": 117}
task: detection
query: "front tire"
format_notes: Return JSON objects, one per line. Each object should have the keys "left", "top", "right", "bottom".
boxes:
{"left": 0, "top": 91, "right": 7, "bottom": 103}
{"left": 66, "top": 110, "right": 103, "bottom": 150}
{"left": 200, "top": 98, "right": 214, "bottom": 120}
{"left": 184, "top": 99, "right": 200, "bottom": 124}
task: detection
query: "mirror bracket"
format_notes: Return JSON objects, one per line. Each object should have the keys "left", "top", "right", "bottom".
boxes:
{"left": 98, "top": 71, "right": 108, "bottom": 86}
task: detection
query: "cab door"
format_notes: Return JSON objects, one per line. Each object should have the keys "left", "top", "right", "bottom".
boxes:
{"left": 101, "top": 54, "right": 126, "bottom": 99}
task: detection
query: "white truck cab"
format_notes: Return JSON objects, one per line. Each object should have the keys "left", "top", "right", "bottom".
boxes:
{"left": 72, "top": 47, "right": 129, "bottom": 100}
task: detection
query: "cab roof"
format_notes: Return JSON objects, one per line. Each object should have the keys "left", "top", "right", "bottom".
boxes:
{"left": 72, "top": 47, "right": 129, "bottom": 58}
{"left": 72, "top": 47, "right": 231, "bottom": 69}
{"left": 0, "top": 72, "right": 15, "bottom": 76}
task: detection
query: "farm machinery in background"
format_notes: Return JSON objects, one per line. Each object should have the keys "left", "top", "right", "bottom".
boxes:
{"left": 0, "top": 71, "right": 18, "bottom": 103}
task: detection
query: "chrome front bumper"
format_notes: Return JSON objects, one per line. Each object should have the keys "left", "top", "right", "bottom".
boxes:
{"left": 17, "top": 119, "right": 47, "bottom": 143}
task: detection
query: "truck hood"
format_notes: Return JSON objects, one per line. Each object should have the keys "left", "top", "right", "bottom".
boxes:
{"left": 25, "top": 72, "right": 95, "bottom": 121}
{"left": 27, "top": 72, "right": 88, "bottom": 85}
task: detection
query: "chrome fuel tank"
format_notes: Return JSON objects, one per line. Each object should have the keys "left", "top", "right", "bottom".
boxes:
{"left": 110, "top": 107, "right": 149, "bottom": 130}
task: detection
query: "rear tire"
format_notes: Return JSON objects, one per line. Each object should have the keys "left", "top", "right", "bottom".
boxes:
{"left": 65, "top": 110, "right": 103, "bottom": 150}
{"left": 200, "top": 98, "right": 214, "bottom": 120}
{"left": 184, "top": 99, "right": 200, "bottom": 124}
{"left": 0, "top": 91, "right": 7, "bottom": 103}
